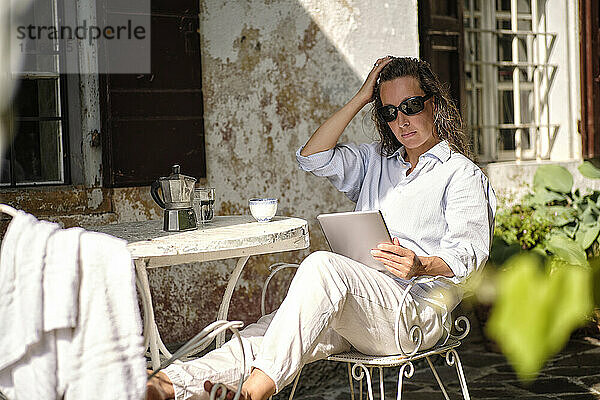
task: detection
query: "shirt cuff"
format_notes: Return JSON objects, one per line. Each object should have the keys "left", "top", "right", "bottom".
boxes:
{"left": 295, "top": 146, "right": 335, "bottom": 172}
{"left": 434, "top": 250, "right": 472, "bottom": 284}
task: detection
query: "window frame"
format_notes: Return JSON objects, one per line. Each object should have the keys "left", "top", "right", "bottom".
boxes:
{"left": 464, "top": 0, "right": 559, "bottom": 162}
{"left": 2, "top": 0, "right": 71, "bottom": 187}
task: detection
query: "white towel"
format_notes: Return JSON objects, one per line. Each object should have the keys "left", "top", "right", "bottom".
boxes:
{"left": 44, "top": 227, "right": 84, "bottom": 331}
{"left": 0, "top": 212, "right": 146, "bottom": 400}
{"left": 0, "top": 211, "right": 61, "bottom": 399}
{"left": 65, "top": 231, "right": 146, "bottom": 399}
{"left": 0, "top": 211, "right": 59, "bottom": 368}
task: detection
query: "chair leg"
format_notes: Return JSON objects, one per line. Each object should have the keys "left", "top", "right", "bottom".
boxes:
{"left": 347, "top": 363, "right": 355, "bottom": 400}
{"left": 378, "top": 366, "right": 385, "bottom": 400}
{"left": 445, "top": 349, "right": 471, "bottom": 400}
{"left": 351, "top": 363, "right": 374, "bottom": 400}
{"left": 425, "top": 356, "right": 451, "bottom": 400}
{"left": 287, "top": 366, "right": 303, "bottom": 400}
{"left": 395, "top": 361, "right": 414, "bottom": 400}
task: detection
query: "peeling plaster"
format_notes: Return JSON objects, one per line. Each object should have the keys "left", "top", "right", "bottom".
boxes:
{"left": 112, "top": 187, "right": 162, "bottom": 222}
{"left": 87, "top": 187, "right": 103, "bottom": 209}
{"left": 296, "top": 0, "right": 418, "bottom": 77}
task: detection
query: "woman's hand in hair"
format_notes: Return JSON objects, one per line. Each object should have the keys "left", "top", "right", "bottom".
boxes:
{"left": 300, "top": 56, "right": 394, "bottom": 157}
{"left": 355, "top": 56, "right": 394, "bottom": 105}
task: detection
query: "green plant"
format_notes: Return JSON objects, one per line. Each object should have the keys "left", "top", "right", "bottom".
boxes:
{"left": 486, "top": 253, "right": 594, "bottom": 380}
{"left": 493, "top": 204, "right": 552, "bottom": 252}
{"left": 482, "top": 162, "right": 600, "bottom": 380}
{"left": 492, "top": 162, "right": 600, "bottom": 266}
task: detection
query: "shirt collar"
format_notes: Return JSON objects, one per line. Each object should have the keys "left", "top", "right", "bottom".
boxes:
{"left": 387, "top": 140, "right": 452, "bottom": 163}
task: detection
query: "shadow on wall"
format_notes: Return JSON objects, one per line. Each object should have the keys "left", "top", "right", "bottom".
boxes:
{"left": 150, "top": 0, "right": 373, "bottom": 344}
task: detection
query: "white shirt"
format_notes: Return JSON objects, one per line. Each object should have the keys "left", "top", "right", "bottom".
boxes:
{"left": 296, "top": 140, "right": 496, "bottom": 285}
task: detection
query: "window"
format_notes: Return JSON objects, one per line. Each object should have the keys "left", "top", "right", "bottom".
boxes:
{"left": 99, "top": 0, "right": 206, "bottom": 187}
{"left": 463, "top": 0, "right": 558, "bottom": 162}
{"left": 1, "top": 0, "right": 69, "bottom": 186}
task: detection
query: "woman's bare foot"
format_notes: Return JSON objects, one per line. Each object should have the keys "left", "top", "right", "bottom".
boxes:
{"left": 146, "top": 370, "right": 175, "bottom": 400}
{"left": 204, "top": 368, "right": 275, "bottom": 400}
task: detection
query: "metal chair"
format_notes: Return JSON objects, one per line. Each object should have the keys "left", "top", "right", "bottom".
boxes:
{"left": 261, "top": 263, "right": 472, "bottom": 400}
{"left": 147, "top": 320, "right": 247, "bottom": 400}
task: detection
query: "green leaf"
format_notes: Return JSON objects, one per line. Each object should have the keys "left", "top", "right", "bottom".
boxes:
{"left": 586, "top": 197, "right": 600, "bottom": 212}
{"left": 578, "top": 161, "right": 600, "bottom": 179}
{"left": 533, "top": 165, "right": 573, "bottom": 193}
{"left": 562, "top": 223, "right": 578, "bottom": 239}
{"left": 575, "top": 223, "right": 600, "bottom": 250}
{"left": 545, "top": 260, "right": 594, "bottom": 354}
{"left": 490, "top": 235, "right": 522, "bottom": 265}
{"left": 526, "top": 187, "right": 567, "bottom": 206}
{"left": 486, "top": 255, "right": 593, "bottom": 380}
{"left": 590, "top": 258, "right": 600, "bottom": 307}
{"left": 545, "top": 235, "right": 588, "bottom": 266}
{"left": 533, "top": 206, "right": 577, "bottom": 226}
{"left": 580, "top": 206, "right": 598, "bottom": 225}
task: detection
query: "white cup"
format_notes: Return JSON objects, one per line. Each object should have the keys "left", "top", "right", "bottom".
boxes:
{"left": 249, "top": 198, "right": 278, "bottom": 222}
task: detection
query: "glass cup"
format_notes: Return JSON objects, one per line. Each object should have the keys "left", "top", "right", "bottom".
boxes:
{"left": 193, "top": 188, "right": 215, "bottom": 223}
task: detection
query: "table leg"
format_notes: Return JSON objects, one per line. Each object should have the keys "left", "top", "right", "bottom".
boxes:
{"left": 134, "top": 258, "right": 173, "bottom": 370}
{"left": 216, "top": 255, "right": 250, "bottom": 347}
{"left": 135, "top": 274, "right": 151, "bottom": 351}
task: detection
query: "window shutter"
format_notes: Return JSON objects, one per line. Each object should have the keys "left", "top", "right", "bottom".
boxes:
{"left": 418, "top": 0, "right": 465, "bottom": 117}
{"left": 579, "top": 0, "right": 600, "bottom": 159}
{"left": 99, "top": 0, "right": 206, "bottom": 187}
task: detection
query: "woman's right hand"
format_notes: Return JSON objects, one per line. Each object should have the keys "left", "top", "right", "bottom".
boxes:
{"left": 355, "top": 56, "right": 394, "bottom": 105}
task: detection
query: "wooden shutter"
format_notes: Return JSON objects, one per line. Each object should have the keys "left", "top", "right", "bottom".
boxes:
{"left": 418, "top": 0, "right": 465, "bottom": 117}
{"left": 99, "top": 0, "right": 206, "bottom": 187}
{"left": 580, "top": 0, "right": 600, "bottom": 159}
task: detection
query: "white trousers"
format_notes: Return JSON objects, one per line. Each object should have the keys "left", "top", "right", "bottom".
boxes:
{"left": 164, "top": 251, "right": 454, "bottom": 400}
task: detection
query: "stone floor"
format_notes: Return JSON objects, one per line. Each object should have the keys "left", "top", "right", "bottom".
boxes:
{"left": 273, "top": 324, "right": 600, "bottom": 400}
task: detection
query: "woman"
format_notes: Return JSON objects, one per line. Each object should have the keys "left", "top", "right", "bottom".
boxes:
{"left": 147, "top": 56, "right": 495, "bottom": 400}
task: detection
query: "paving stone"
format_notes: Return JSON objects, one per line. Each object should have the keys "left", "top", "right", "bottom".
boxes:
{"left": 471, "top": 371, "right": 521, "bottom": 383}
{"left": 506, "top": 397, "right": 555, "bottom": 400}
{"left": 458, "top": 351, "right": 508, "bottom": 368}
{"left": 494, "top": 363, "right": 519, "bottom": 373}
{"left": 275, "top": 334, "right": 600, "bottom": 400}
{"left": 469, "top": 379, "right": 519, "bottom": 390}
{"left": 561, "top": 340, "right": 600, "bottom": 355}
{"left": 384, "top": 381, "right": 422, "bottom": 393}
{"left": 550, "top": 353, "right": 600, "bottom": 371}
{"left": 556, "top": 393, "right": 600, "bottom": 400}
{"left": 580, "top": 376, "right": 600, "bottom": 384}
{"left": 546, "top": 367, "right": 600, "bottom": 378}
{"left": 469, "top": 387, "right": 521, "bottom": 398}
{"left": 389, "top": 390, "right": 452, "bottom": 400}
{"left": 579, "top": 376, "right": 600, "bottom": 392}
{"left": 510, "top": 377, "right": 589, "bottom": 394}
{"left": 334, "top": 392, "right": 351, "bottom": 400}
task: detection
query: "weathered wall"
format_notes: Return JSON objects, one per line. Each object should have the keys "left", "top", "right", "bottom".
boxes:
{"left": 0, "top": 0, "right": 419, "bottom": 344}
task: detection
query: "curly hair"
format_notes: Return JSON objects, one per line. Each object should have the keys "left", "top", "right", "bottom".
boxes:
{"left": 371, "top": 57, "right": 472, "bottom": 159}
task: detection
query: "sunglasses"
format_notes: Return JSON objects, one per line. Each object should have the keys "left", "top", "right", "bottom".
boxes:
{"left": 377, "top": 93, "right": 433, "bottom": 122}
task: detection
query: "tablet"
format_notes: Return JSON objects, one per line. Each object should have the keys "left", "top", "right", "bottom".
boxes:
{"left": 317, "top": 210, "right": 392, "bottom": 272}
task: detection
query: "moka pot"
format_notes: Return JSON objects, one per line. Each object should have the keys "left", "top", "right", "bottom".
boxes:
{"left": 150, "top": 164, "right": 197, "bottom": 231}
